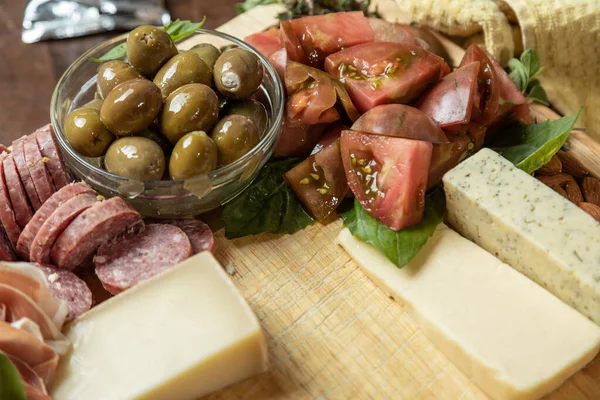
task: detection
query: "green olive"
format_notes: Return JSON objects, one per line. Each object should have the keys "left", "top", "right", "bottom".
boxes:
{"left": 169, "top": 131, "right": 217, "bottom": 179}
{"left": 96, "top": 60, "right": 144, "bottom": 98}
{"left": 153, "top": 52, "right": 212, "bottom": 100}
{"left": 64, "top": 107, "right": 114, "bottom": 157}
{"left": 188, "top": 44, "right": 221, "bottom": 70}
{"left": 82, "top": 98, "right": 103, "bottom": 111}
{"left": 104, "top": 137, "right": 165, "bottom": 180}
{"left": 213, "top": 48, "right": 263, "bottom": 99}
{"left": 211, "top": 115, "right": 260, "bottom": 165}
{"left": 126, "top": 25, "right": 178, "bottom": 77}
{"left": 100, "top": 79, "right": 162, "bottom": 136}
{"left": 227, "top": 99, "right": 268, "bottom": 133}
{"left": 160, "top": 83, "right": 219, "bottom": 145}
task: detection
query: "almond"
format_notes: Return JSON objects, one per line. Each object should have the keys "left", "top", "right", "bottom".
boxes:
{"left": 579, "top": 202, "right": 600, "bottom": 222}
{"left": 564, "top": 181, "right": 584, "bottom": 204}
{"left": 581, "top": 177, "right": 600, "bottom": 206}
{"left": 536, "top": 155, "right": 562, "bottom": 176}
{"left": 550, "top": 184, "right": 568, "bottom": 199}
{"left": 557, "top": 150, "right": 589, "bottom": 177}
{"left": 537, "top": 173, "right": 574, "bottom": 187}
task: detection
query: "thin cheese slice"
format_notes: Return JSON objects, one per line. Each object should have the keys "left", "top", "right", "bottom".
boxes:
{"left": 50, "top": 252, "right": 268, "bottom": 400}
{"left": 443, "top": 148, "right": 600, "bottom": 325}
{"left": 337, "top": 225, "right": 600, "bottom": 400}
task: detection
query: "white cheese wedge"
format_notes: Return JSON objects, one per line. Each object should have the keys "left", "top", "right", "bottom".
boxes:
{"left": 50, "top": 252, "right": 268, "bottom": 400}
{"left": 337, "top": 226, "right": 600, "bottom": 400}
{"left": 443, "top": 148, "right": 600, "bottom": 325}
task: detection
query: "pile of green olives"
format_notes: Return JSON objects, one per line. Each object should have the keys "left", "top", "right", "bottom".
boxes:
{"left": 63, "top": 25, "right": 269, "bottom": 181}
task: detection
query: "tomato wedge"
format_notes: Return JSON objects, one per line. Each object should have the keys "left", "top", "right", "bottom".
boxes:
{"left": 284, "top": 140, "right": 348, "bottom": 221}
{"left": 351, "top": 104, "right": 448, "bottom": 143}
{"left": 244, "top": 28, "right": 282, "bottom": 58}
{"left": 368, "top": 19, "right": 428, "bottom": 48}
{"left": 340, "top": 130, "right": 432, "bottom": 230}
{"left": 274, "top": 118, "right": 328, "bottom": 158}
{"left": 269, "top": 48, "right": 287, "bottom": 83}
{"left": 311, "top": 122, "right": 346, "bottom": 155}
{"left": 325, "top": 42, "right": 445, "bottom": 113}
{"left": 417, "top": 61, "right": 480, "bottom": 128}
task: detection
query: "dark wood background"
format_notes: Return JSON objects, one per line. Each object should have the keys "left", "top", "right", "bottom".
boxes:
{"left": 0, "top": 0, "right": 239, "bottom": 144}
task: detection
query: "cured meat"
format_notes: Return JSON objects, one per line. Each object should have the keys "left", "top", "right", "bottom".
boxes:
{"left": 95, "top": 224, "right": 193, "bottom": 295}
{"left": 24, "top": 135, "right": 55, "bottom": 205}
{"left": 0, "top": 144, "right": 9, "bottom": 153}
{"left": 35, "top": 125, "right": 71, "bottom": 189}
{"left": 36, "top": 264, "right": 93, "bottom": 321}
{"left": 154, "top": 219, "right": 215, "bottom": 254}
{"left": 0, "top": 153, "right": 21, "bottom": 246}
{"left": 51, "top": 197, "right": 141, "bottom": 270}
{"left": 12, "top": 138, "right": 42, "bottom": 210}
{"left": 18, "top": 182, "right": 94, "bottom": 261}
{"left": 6, "top": 354, "right": 52, "bottom": 400}
{"left": 30, "top": 192, "right": 99, "bottom": 265}
{"left": 3, "top": 154, "right": 34, "bottom": 229}
{"left": 0, "top": 225, "right": 17, "bottom": 261}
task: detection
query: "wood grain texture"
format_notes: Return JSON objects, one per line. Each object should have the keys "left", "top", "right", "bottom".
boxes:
{"left": 204, "top": 3, "right": 600, "bottom": 399}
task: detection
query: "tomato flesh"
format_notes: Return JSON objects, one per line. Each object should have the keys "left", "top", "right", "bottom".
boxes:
{"left": 274, "top": 119, "right": 328, "bottom": 158}
{"left": 311, "top": 122, "right": 346, "bottom": 155}
{"left": 368, "top": 19, "right": 428, "bottom": 48}
{"left": 340, "top": 130, "right": 432, "bottom": 230}
{"left": 325, "top": 42, "right": 445, "bottom": 113}
{"left": 244, "top": 28, "right": 282, "bottom": 58}
{"left": 269, "top": 48, "right": 287, "bottom": 83}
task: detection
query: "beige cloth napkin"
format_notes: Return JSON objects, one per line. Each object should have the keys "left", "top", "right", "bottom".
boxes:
{"left": 394, "top": 0, "right": 600, "bottom": 140}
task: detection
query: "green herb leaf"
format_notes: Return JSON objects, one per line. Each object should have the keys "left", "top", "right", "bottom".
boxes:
{"left": 493, "top": 107, "right": 582, "bottom": 173}
{"left": 508, "top": 58, "right": 528, "bottom": 92}
{"left": 520, "top": 49, "right": 543, "bottom": 79}
{"left": 526, "top": 79, "right": 549, "bottom": 105}
{"left": 340, "top": 189, "right": 446, "bottom": 268}
{"left": 222, "top": 159, "right": 314, "bottom": 238}
{"left": 89, "top": 43, "right": 127, "bottom": 63}
{"left": 0, "top": 353, "right": 27, "bottom": 400}
{"left": 507, "top": 48, "right": 547, "bottom": 102}
{"left": 164, "top": 18, "right": 207, "bottom": 42}
{"left": 236, "top": 0, "right": 278, "bottom": 14}
{"left": 236, "top": 0, "right": 380, "bottom": 18}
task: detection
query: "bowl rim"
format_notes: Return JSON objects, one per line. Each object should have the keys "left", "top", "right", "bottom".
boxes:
{"left": 50, "top": 28, "right": 285, "bottom": 187}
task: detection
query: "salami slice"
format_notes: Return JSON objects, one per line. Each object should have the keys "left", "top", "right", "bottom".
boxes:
{"left": 24, "top": 135, "right": 55, "bottom": 205}
{"left": 30, "top": 191, "right": 99, "bottom": 264}
{"left": 0, "top": 153, "right": 21, "bottom": 246}
{"left": 3, "top": 155, "right": 34, "bottom": 229}
{"left": 0, "top": 144, "right": 9, "bottom": 154}
{"left": 0, "top": 225, "right": 17, "bottom": 261}
{"left": 51, "top": 197, "right": 142, "bottom": 270}
{"left": 95, "top": 224, "right": 193, "bottom": 295}
{"left": 154, "top": 219, "right": 215, "bottom": 254}
{"left": 12, "top": 138, "right": 41, "bottom": 210}
{"left": 36, "top": 264, "right": 93, "bottom": 321}
{"left": 35, "top": 125, "right": 71, "bottom": 190}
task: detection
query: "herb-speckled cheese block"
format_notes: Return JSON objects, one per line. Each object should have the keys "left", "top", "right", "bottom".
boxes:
{"left": 443, "top": 148, "right": 600, "bottom": 324}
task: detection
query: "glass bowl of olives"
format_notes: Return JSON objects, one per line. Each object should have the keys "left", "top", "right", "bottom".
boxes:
{"left": 50, "top": 27, "right": 284, "bottom": 217}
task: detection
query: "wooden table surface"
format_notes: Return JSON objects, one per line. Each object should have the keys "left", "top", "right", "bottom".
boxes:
{"left": 0, "top": 0, "right": 239, "bottom": 144}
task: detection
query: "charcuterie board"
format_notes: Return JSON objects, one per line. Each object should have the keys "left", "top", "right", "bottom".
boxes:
{"left": 196, "top": 2, "right": 600, "bottom": 399}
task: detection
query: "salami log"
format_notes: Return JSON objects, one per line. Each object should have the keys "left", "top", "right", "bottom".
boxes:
{"left": 35, "top": 125, "right": 71, "bottom": 189}
{"left": 36, "top": 264, "right": 93, "bottom": 321}
{"left": 24, "top": 135, "right": 55, "bottom": 204}
{"left": 30, "top": 192, "right": 99, "bottom": 264}
{"left": 51, "top": 197, "right": 141, "bottom": 270}
{"left": 154, "top": 219, "right": 215, "bottom": 254}
{"left": 0, "top": 153, "right": 21, "bottom": 246}
{"left": 12, "top": 138, "right": 41, "bottom": 210}
{"left": 0, "top": 225, "right": 17, "bottom": 261}
{"left": 3, "top": 154, "right": 34, "bottom": 229}
{"left": 95, "top": 224, "right": 193, "bottom": 295}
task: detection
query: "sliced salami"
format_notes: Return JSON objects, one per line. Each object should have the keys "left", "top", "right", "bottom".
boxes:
{"left": 51, "top": 197, "right": 142, "bottom": 270}
{"left": 0, "top": 225, "right": 17, "bottom": 261}
{"left": 154, "top": 219, "right": 215, "bottom": 254}
{"left": 24, "top": 135, "right": 55, "bottom": 204}
{"left": 3, "top": 155, "right": 34, "bottom": 229}
{"left": 18, "top": 182, "right": 94, "bottom": 261}
{"left": 36, "top": 264, "right": 93, "bottom": 321}
{"left": 35, "top": 125, "right": 71, "bottom": 189}
{"left": 0, "top": 144, "right": 9, "bottom": 154}
{"left": 95, "top": 224, "right": 193, "bottom": 295}
{"left": 12, "top": 138, "right": 41, "bottom": 210}
{"left": 30, "top": 192, "right": 99, "bottom": 264}
{"left": 0, "top": 153, "right": 21, "bottom": 246}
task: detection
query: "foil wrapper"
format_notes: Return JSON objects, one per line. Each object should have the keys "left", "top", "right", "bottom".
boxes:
{"left": 22, "top": 0, "right": 171, "bottom": 43}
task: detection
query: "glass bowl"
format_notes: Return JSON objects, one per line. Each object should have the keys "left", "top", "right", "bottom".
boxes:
{"left": 50, "top": 29, "right": 284, "bottom": 218}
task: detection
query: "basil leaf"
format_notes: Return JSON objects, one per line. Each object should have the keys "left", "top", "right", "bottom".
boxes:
{"left": 236, "top": 0, "right": 277, "bottom": 14}
{"left": 88, "top": 43, "right": 127, "bottom": 63}
{"left": 222, "top": 159, "right": 314, "bottom": 238}
{"left": 520, "top": 49, "right": 542, "bottom": 78}
{"left": 493, "top": 108, "right": 582, "bottom": 173}
{"left": 508, "top": 59, "right": 528, "bottom": 92}
{"left": 0, "top": 353, "right": 26, "bottom": 400}
{"left": 527, "top": 83, "right": 549, "bottom": 106}
{"left": 341, "top": 189, "right": 446, "bottom": 268}
{"left": 164, "top": 18, "right": 206, "bottom": 42}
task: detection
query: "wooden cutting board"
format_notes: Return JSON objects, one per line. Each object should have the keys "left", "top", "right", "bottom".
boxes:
{"left": 199, "top": 2, "right": 600, "bottom": 399}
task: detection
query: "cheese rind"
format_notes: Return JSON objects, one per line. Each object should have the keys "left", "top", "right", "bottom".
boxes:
{"left": 50, "top": 252, "right": 268, "bottom": 400}
{"left": 337, "top": 225, "right": 600, "bottom": 400}
{"left": 443, "top": 148, "right": 600, "bottom": 325}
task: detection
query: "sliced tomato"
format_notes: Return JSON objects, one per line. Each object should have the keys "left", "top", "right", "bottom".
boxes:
{"left": 311, "top": 122, "right": 346, "bottom": 155}
{"left": 280, "top": 20, "right": 308, "bottom": 64}
{"left": 325, "top": 42, "right": 445, "bottom": 113}
{"left": 351, "top": 104, "right": 448, "bottom": 143}
{"left": 489, "top": 55, "right": 529, "bottom": 122}
{"left": 274, "top": 118, "right": 328, "bottom": 158}
{"left": 340, "top": 130, "right": 432, "bottom": 230}
{"left": 368, "top": 18, "right": 428, "bottom": 48}
{"left": 285, "top": 61, "right": 359, "bottom": 127}
{"left": 417, "top": 61, "right": 480, "bottom": 128}
{"left": 245, "top": 28, "right": 282, "bottom": 58}
{"left": 285, "top": 140, "right": 348, "bottom": 221}
{"left": 268, "top": 48, "right": 287, "bottom": 83}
